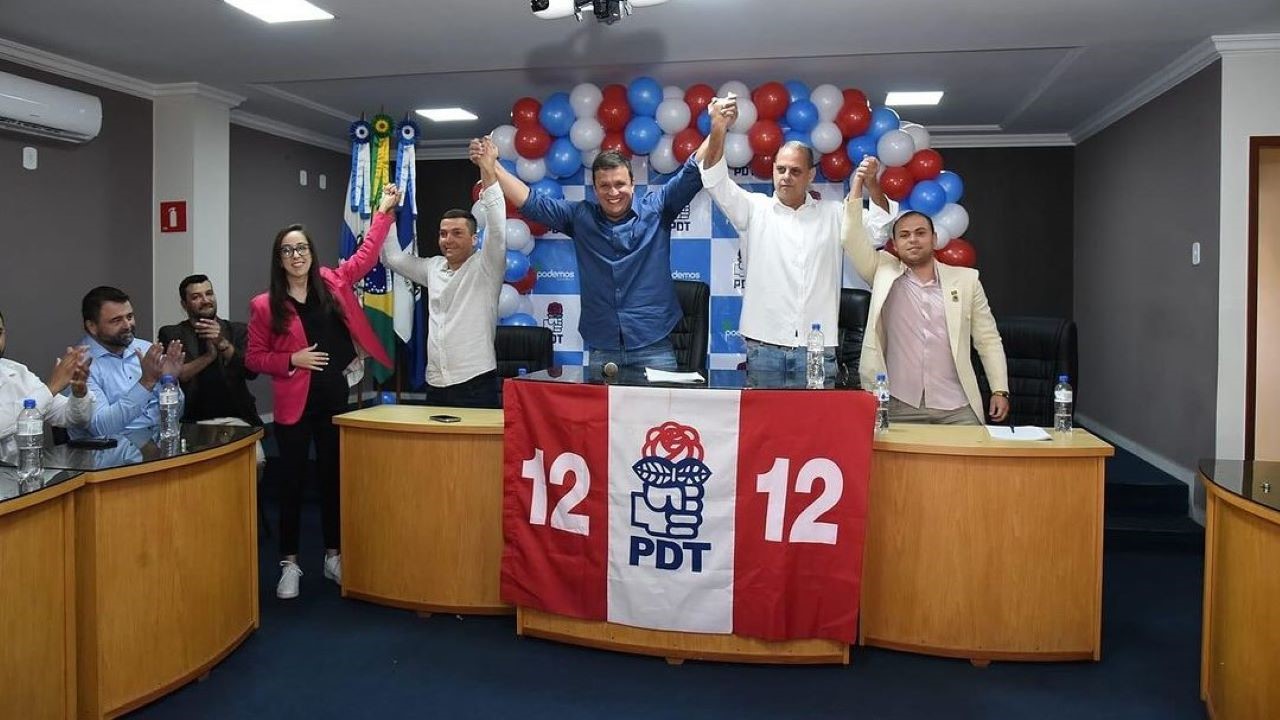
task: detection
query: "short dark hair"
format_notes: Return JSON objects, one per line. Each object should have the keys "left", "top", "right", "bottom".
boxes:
{"left": 82, "top": 286, "right": 131, "bottom": 324}
{"left": 777, "top": 141, "right": 816, "bottom": 169}
{"left": 178, "top": 274, "right": 210, "bottom": 300}
{"left": 891, "top": 210, "right": 936, "bottom": 237}
{"left": 591, "top": 150, "right": 633, "bottom": 183}
{"left": 441, "top": 209, "right": 478, "bottom": 236}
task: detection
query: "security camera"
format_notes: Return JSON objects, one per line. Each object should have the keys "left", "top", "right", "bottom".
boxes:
{"left": 532, "top": 0, "right": 671, "bottom": 23}
{"left": 531, "top": 0, "right": 579, "bottom": 20}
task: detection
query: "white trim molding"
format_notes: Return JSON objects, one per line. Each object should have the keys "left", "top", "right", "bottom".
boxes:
{"left": 1212, "top": 33, "right": 1280, "bottom": 55}
{"left": 230, "top": 110, "right": 348, "bottom": 153}
{"left": 0, "top": 36, "right": 157, "bottom": 98}
{"left": 154, "top": 82, "right": 246, "bottom": 108}
{"left": 1075, "top": 412, "right": 1203, "bottom": 524}
{"left": 931, "top": 132, "right": 1073, "bottom": 148}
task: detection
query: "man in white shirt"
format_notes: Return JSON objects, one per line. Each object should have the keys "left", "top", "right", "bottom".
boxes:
{"left": 379, "top": 136, "right": 507, "bottom": 408}
{"left": 699, "top": 96, "right": 894, "bottom": 386}
{"left": 0, "top": 310, "right": 94, "bottom": 438}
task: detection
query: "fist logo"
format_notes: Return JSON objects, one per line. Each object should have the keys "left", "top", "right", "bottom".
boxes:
{"left": 630, "top": 422, "right": 712, "bottom": 539}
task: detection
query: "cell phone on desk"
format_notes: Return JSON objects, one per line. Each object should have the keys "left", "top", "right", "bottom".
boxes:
{"left": 429, "top": 414, "right": 461, "bottom": 423}
{"left": 67, "top": 437, "right": 118, "bottom": 449}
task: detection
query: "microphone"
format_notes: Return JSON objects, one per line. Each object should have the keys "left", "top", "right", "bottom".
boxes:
{"left": 602, "top": 361, "right": 619, "bottom": 380}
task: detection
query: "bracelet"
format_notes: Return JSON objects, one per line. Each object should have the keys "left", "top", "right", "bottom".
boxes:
{"left": 991, "top": 390, "right": 1009, "bottom": 397}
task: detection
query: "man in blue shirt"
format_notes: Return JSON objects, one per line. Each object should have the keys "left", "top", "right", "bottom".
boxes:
{"left": 69, "top": 286, "right": 185, "bottom": 439}
{"left": 494, "top": 144, "right": 707, "bottom": 372}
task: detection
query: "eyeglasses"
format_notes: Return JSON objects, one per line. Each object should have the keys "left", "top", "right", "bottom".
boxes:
{"left": 279, "top": 244, "right": 311, "bottom": 258}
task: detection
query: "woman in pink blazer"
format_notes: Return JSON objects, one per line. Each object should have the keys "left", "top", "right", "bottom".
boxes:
{"left": 247, "top": 183, "right": 398, "bottom": 599}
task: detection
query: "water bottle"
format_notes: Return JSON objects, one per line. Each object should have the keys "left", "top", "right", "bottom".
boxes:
{"left": 517, "top": 367, "right": 528, "bottom": 377}
{"left": 1054, "top": 374, "right": 1073, "bottom": 434}
{"left": 16, "top": 398, "right": 43, "bottom": 482}
{"left": 873, "top": 373, "right": 890, "bottom": 433}
{"left": 806, "top": 323, "right": 825, "bottom": 389}
{"left": 159, "top": 374, "right": 180, "bottom": 439}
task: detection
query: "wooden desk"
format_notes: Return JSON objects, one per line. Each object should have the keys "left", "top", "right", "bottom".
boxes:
{"left": 336, "top": 405, "right": 510, "bottom": 615}
{"left": 1199, "top": 460, "right": 1280, "bottom": 719}
{"left": 74, "top": 431, "right": 261, "bottom": 719}
{"left": 0, "top": 472, "right": 83, "bottom": 719}
{"left": 860, "top": 424, "right": 1113, "bottom": 663}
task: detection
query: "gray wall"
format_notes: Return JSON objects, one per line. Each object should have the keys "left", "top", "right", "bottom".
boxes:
{"left": 228, "top": 125, "right": 349, "bottom": 415}
{"left": 0, "top": 60, "right": 152, "bottom": 368}
{"left": 1074, "top": 62, "right": 1221, "bottom": 468}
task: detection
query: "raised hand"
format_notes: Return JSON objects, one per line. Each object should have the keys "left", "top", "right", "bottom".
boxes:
{"left": 851, "top": 157, "right": 876, "bottom": 199}
{"left": 47, "top": 345, "right": 86, "bottom": 395}
{"left": 70, "top": 355, "right": 91, "bottom": 398}
{"left": 290, "top": 343, "right": 329, "bottom": 372}
{"left": 160, "top": 339, "right": 185, "bottom": 379}
{"left": 377, "top": 183, "right": 401, "bottom": 214}
{"left": 138, "top": 343, "right": 166, "bottom": 388}
{"left": 708, "top": 95, "right": 738, "bottom": 132}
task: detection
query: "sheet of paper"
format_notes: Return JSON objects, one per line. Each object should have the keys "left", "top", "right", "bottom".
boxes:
{"left": 985, "top": 425, "right": 1052, "bottom": 441}
{"left": 644, "top": 368, "right": 706, "bottom": 384}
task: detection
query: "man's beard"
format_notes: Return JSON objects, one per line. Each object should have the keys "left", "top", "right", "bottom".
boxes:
{"left": 97, "top": 329, "right": 134, "bottom": 350}
{"left": 191, "top": 305, "right": 217, "bottom": 320}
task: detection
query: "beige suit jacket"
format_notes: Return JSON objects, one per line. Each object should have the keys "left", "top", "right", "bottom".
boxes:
{"left": 841, "top": 202, "right": 1009, "bottom": 421}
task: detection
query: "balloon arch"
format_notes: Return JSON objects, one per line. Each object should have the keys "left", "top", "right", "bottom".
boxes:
{"left": 477, "top": 78, "right": 975, "bottom": 327}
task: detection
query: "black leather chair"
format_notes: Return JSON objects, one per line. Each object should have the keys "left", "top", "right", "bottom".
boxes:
{"left": 671, "top": 280, "right": 710, "bottom": 374}
{"left": 494, "top": 326, "right": 554, "bottom": 378}
{"left": 836, "top": 288, "right": 871, "bottom": 388}
{"left": 973, "top": 316, "right": 1078, "bottom": 427}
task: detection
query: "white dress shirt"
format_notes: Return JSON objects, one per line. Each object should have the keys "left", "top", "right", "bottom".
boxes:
{"left": 380, "top": 181, "right": 507, "bottom": 387}
{"left": 700, "top": 157, "right": 894, "bottom": 347}
{"left": 0, "top": 357, "right": 94, "bottom": 438}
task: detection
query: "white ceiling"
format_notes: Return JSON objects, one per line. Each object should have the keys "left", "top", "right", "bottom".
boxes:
{"left": 2, "top": 0, "right": 1279, "bottom": 151}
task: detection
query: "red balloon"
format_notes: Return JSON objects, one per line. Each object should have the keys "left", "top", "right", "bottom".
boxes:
{"left": 471, "top": 180, "right": 483, "bottom": 204}
{"left": 672, "top": 128, "right": 703, "bottom": 164}
{"left": 601, "top": 130, "right": 632, "bottom": 158}
{"left": 597, "top": 97, "right": 632, "bottom": 133}
{"left": 937, "top": 237, "right": 977, "bottom": 267}
{"left": 750, "top": 153, "right": 775, "bottom": 179}
{"left": 512, "top": 97, "right": 541, "bottom": 129}
{"left": 879, "top": 166, "right": 915, "bottom": 202}
{"left": 747, "top": 120, "right": 784, "bottom": 156}
{"left": 820, "top": 150, "right": 853, "bottom": 182}
{"left": 842, "top": 88, "right": 868, "bottom": 108}
{"left": 752, "top": 81, "right": 789, "bottom": 121}
{"left": 684, "top": 84, "right": 716, "bottom": 126}
{"left": 908, "top": 149, "right": 944, "bottom": 181}
{"left": 602, "top": 83, "right": 628, "bottom": 103}
{"left": 514, "top": 125, "right": 551, "bottom": 159}
{"left": 511, "top": 266, "right": 537, "bottom": 294}
{"left": 835, "top": 102, "right": 872, "bottom": 138}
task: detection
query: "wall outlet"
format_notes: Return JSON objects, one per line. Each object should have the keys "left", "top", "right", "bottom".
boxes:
{"left": 1192, "top": 241, "right": 1201, "bottom": 266}
{"left": 318, "top": 173, "right": 327, "bottom": 190}
{"left": 299, "top": 169, "right": 308, "bottom": 187}
{"left": 22, "top": 146, "right": 37, "bottom": 170}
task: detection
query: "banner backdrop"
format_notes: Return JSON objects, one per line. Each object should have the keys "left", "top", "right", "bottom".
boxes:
{"left": 501, "top": 380, "right": 877, "bottom": 643}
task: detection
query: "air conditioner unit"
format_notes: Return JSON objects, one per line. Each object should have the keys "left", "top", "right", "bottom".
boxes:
{"left": 0, "top": 70, "right": 102, "bottom": 143}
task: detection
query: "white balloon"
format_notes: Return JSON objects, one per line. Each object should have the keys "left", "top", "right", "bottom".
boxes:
{"left": 655, "top": 98, "right": 692, "bottom": 135}
{"left": 505, "top": 218, "right": 533, "bottom": 253}
{"left": 810, "top": 84, "right": 844, "bottom": 123}
{"left": 877, "top": 129, "right": 916, "bottom": 168}
{"left": 497, "top": 284, "right": 520, "bottom": 318}
{"left": 934, "top": 203, "right": 970, "bottom": 238}
{"left": 718, "top": 80, "right": 750, "bottom": 101}
{"left": 491, "top": 124, "right": 517, "bottom": 161}
{"left": 902, "top": 122, "right": 931, "bottom": 151}
{"left": 730, "top": 97, "right": 757, "bottom": 133}
{"left": 569, "top": 83, "right": 603, "bottom": 119}
{"left": 569, "top": 117, "right": 604, "bottom": 151}
{"left": 933, "top": 224, "right": 953, "bottom": 250}
{"left": 515, "top": 294, "right": 534, "bottom": 317}
{"left": 663, "top": 85, "right": 684, "bottom": 99}
{"left": 649, "top": 135, "right": 679, "bottom": 174}
{"left": 471, "top": 200, "right": 488, "bottom": 230}
{"left": 724, "top": 132, "right": 753, "bottom": 168}
{"left": 581, "top": 147, "right": 600, "bottom": 169}
{"left": 516, "top": 157, "right": 546, "bottom": 183}
{"left": 810, "top": 121, "right": 843, "bottom": 154}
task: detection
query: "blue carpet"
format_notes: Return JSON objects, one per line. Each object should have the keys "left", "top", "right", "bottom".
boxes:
{"left": 130, "top": 500, "right": 1206, "bottom": 720}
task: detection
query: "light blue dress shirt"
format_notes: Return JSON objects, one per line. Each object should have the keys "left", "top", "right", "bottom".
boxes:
{"left": 68, "top": 335, "right": 183, "bottom": 439}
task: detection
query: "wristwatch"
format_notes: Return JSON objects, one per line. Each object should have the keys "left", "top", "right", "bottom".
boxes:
{"left": 991, "top": 390, "right": 1009, "bottom": 398}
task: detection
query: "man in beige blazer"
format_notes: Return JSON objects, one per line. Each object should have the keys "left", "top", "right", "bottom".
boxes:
{"left": 842, "top": 159, "right": 1010, "bottom": 425}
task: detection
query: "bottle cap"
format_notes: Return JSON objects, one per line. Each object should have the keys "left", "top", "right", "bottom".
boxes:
{"left": 811, "top": 323, "right": 820, "bottom": 330}
{"left": 161, "top": 374, "right": 175, "bottom": 384}
{"left": 517, "top": 367, "right": 528, "bottom": 376}
{"left": 876, "top": 373, "right": 886, "bottom": 381}
{"left": 1058, "top": 374, "right": 1068, "bottom": 382}
{"left": 23, "top": 398, "right": 37, "bottom": 409}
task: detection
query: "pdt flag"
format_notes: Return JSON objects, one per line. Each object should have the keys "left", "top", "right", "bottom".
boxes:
{"left": 502, "top": 381, "right": 875, "bottom": 643}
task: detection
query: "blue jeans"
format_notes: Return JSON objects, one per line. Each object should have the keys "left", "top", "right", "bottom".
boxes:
{"left": 587, "top": 337, "right": 678, "bottom": 374}
{"left": 424, "top": 370, "right": 500, "bottom": 409}
{"left": 744, "top": 340, "right": 836, "bottom": 389}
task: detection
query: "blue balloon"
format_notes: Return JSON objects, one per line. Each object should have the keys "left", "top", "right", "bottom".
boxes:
{"left": 499, "top": 158, "right": 517, "bottom": 175}
{"left": 845, "top": 134, "right": 878, "bottom": 164}
{"left": 529, "top": 177, "right": 564, "bottom": 201}
{"left": 696, "top": 109, "right": 711, "bottom": 136}
{"left": 783, "top": 130, "right": 811, "bottom": 147}
{"left": 908, "top": 180, "right": 947, "bottom": 216}
{"left": 868, "top": 106, "right": 901, "bottom": 141}
{"left": 935, "top": 170, "right": 965, "bottom": 204}
{"left": 784, "top": 80, "right": 811, "bottom": 104}
{"left": 544, "top": 138, "right": 581, "bottom": 179}
{"left": 504, "top": 250, "right": 530, "bottom": 283}
{"left": 785, "top": 99, "right": 820, "bottom": 133}
{"left": 624, "top": 116, "right": 662, "bottom": 155}
{"left": 538, "top": 92, "right": 574, "bottom": 137}
{"left": 896, "top": 196, "right": 912, "bottom": 213}
{"left": 627, "top": 76, "right": 663, "bottom": 117}
{"left": 501, "top": 313, "right": 538, "bottom": 327}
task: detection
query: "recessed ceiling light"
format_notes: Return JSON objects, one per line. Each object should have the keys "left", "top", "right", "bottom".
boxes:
{"left": 223, "top": 0, "right": 333, "bottom": 24}
{"left": 885, "top": 91, "right": 944, "bottom": 107}
{"left": 415, "top": 107, "right": 479, "bottom": 122}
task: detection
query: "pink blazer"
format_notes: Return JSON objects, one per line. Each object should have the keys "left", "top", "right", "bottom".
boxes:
{"left": 246, "top": 212, "right": 395, "bottom": 426}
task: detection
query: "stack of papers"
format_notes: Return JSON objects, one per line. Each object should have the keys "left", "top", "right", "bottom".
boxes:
{"left": 644, "top": 368, "right": 706, "bottom": 384}
{"left": 985, "top": 426, "right": 1052, "bottom": 441}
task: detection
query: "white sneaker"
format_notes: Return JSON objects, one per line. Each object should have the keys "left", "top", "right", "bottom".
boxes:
{"left": 323, "top": 554, "right": 342, "bottom": 585}
{"left": 277, "top": 560, "right": 302, "bottom": 599}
